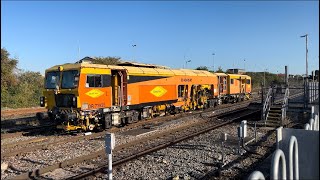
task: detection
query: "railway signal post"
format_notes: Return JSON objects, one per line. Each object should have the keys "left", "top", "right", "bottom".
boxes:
{"left": 105, "top": 133, "right": 115, "bottom": 180}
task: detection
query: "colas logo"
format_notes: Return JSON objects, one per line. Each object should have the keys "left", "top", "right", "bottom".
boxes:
{"left": 86, "top": 89, "right": 104, "bottom": 98}
{"left": 150, "top": 86, "right": 167, "bottom": 97}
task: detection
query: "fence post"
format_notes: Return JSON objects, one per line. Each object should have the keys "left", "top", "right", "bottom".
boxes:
{"left": 271, "top": 149, "right": 287, "bottom": 180}
{"left": 276, "top": 127, "right": 283, "bottom": 149}
{"left": 289, "top": 136, "right": 299, "bottom": 180}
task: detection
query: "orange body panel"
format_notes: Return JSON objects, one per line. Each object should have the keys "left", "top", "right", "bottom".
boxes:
{"left": 126, "top": 75, "right": 218, "bottom": 106}
{"left": 138, "top": 85, "right": 177, "bottom": 103}
{"left": 229, "top": 79, "right": 241, "bottom": 94}
{"left": 77, "top": 73, "right": 112, "bottom": 110}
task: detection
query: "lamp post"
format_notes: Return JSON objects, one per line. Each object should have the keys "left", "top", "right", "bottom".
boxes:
{"left": 244, "top": 59, "right": 246, "bottom": 71}
{"left": 212, "top": 53, "right": 215, "bottom": 72}
{"left": 300, "top": 34, "right": 308, "bottom": 82}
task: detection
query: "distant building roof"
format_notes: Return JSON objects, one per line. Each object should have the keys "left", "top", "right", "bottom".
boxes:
{"left": 226, "top": 69, "right": 246, "bottom": 74}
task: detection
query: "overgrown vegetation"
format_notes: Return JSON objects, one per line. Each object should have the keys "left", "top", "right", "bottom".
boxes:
{"left": 90, "top": 56, "right": 122, "bottom": 65}
{"left": 246, "top": 72, "right": 283, "bottom": 89}
{"left": 1, "top": 48, "right": 44, "bottom": 108}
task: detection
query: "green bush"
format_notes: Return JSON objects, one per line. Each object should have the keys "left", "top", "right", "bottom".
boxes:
{"left": 1, "top": 48, "right": 44, "bottom": 108}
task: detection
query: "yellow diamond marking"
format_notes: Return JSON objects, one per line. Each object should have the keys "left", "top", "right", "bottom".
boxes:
{"left": 150, "top": 86, "right": 167, "bottom": 97}
{"left": 86, "top": 89, "right": 104, "bottom": 98}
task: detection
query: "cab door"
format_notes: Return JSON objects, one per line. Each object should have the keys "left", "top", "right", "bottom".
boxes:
{"left": 111, "top": 69, "right": 128, "bottom": 107}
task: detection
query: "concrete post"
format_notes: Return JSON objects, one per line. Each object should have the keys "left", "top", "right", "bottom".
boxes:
{"left": 276, "top": 127, "right": 283, "bottom": 149}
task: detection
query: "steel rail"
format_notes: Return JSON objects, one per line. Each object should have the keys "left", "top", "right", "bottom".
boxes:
{"left": 11, "top": 108, "right": 259, "bottom": 180}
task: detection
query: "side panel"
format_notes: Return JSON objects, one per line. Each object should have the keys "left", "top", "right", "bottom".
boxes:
{"left": 126, "top": 74, "right": 218, "bottom": 107}
{"left": 78, "top": 68, "right": 112, "bottom": 110}
{"left": 246, "top": 77, "right": 252, "bottom": 93}
{"left": 228, "top": 77, "right": 241, "bottom": 94}
{"left": 139, "top": 85, "right": 177, "bottom": 103}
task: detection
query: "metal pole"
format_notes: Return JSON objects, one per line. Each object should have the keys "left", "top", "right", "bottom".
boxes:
{"left": 301, "top": 34, "right": 308, "bottom": 82}
{"left": 254, "top": 122, "right": 257, "bottom": 142}
{"left": 306, "top": 35, "right": 308, "bottom": 81}
{"left": 212, "top": 53, "right": 215, "bottom": 72}
{"left": 221, "top": 141, "right": 224, "bottom": 165}
{"left": 264, "top": 70, "right": 266, "bottom": 87}
{"left": 105, "top": 133, "right": 115, "bottom": 180}
{"left": 108, "top": 153, "right": 112, "bottom": 180}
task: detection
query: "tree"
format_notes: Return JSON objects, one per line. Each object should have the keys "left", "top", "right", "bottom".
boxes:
{"left": 195, "top": 66, "right": 209, "bottom": 71}
{"left": 1, "top": 48, "right": 44, "bottom": 108}
{"left": 216, "top": 66, "right": 224, "bottom": 73}
{"left": 1, "top": 48, "right": 18, "bottom": 87}
{"left": 91, "top": 56, "right": 122, "bottom": 65}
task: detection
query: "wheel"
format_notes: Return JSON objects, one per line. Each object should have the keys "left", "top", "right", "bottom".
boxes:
{"left": 132, "top": 111, "right": 139, "bottom": 123}
{"left": 104, "top": 113, "right": 112, "bottom": 129}
{"left": 36, "top": 112, "right": 45, "bottom": 121}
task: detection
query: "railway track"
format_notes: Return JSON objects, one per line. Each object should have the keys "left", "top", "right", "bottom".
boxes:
{"left": 1, "top": 99, "right": 256, "bottom": 158}
{"left": 69, "top": 108, "right": 260, "bottom": 179}
{"left": 1, "top": 107, "right": 45, "bottom": 120}
{"left": 7, "top": 106, "right": 259, "bottom": 179}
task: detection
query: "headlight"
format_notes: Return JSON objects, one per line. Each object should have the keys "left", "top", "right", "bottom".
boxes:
{"left": 40, "top": 96, "right": 45, "bottom": 107}
{"left": 72, "top": 97, "right": 77, "bottom": 108}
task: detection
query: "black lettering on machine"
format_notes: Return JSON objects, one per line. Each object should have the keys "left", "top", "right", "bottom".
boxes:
{"left": 181, "top": 78, "right": 192, "bottom": 82}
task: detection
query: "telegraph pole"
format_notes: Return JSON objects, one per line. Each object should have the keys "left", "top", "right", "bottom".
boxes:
{"left": 300, "top": 34, "right": 308, "bottom": 82}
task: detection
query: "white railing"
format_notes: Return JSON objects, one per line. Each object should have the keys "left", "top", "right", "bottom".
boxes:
{"left": 281, "top": 87, "right": 290, "bottom": 125}
{"left": 308, "top": 82, "right": 319, "bottom": 103}
{"left": 289, "top": 136, "right": 299, "bottom": 180}
{"left": 305, "top": 105, "right": 319, "bottom": 131}
{"left": 263, "top": 88, "right": 273, "bottom": 121}
{"left": 249, "top": 104, "right": 319, "bottom": 179}
{"left": 248, "top": 135, "right": 299, "bottom": 180}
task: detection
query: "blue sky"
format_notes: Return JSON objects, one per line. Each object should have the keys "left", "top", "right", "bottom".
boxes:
{"left": 1, "top": 1, "right": 319, "bottom": 75}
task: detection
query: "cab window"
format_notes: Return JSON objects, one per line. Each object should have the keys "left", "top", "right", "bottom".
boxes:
{"left": 246, "top": 79, "right": 251, "bottom": 84}
{"left": 230, "top": 79, "right": 234, "bottom": 84}
{"left": 178, "top": 85, "right": 188, "bottom": 98}
{"left": 86, "top": 75, "right": 109, "bottom": 87}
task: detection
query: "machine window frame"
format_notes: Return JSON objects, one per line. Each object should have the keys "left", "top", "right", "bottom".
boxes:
{"left": 45, "top": 71, "right": 60, "bottom": 89}
{"left": 86, "top": 74, "right": 108, "bottom": 88}
{"left": 230, "top": 79, "right": 234, "bottom": 84}
{"left": 61, "top": 70, "right": 79, "bottom": 89}
{"left": 178, "top": 85, "right": 188, "bottom": 98}
{"left": 246, "top": 79, "right": 251, "bottom": 84}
